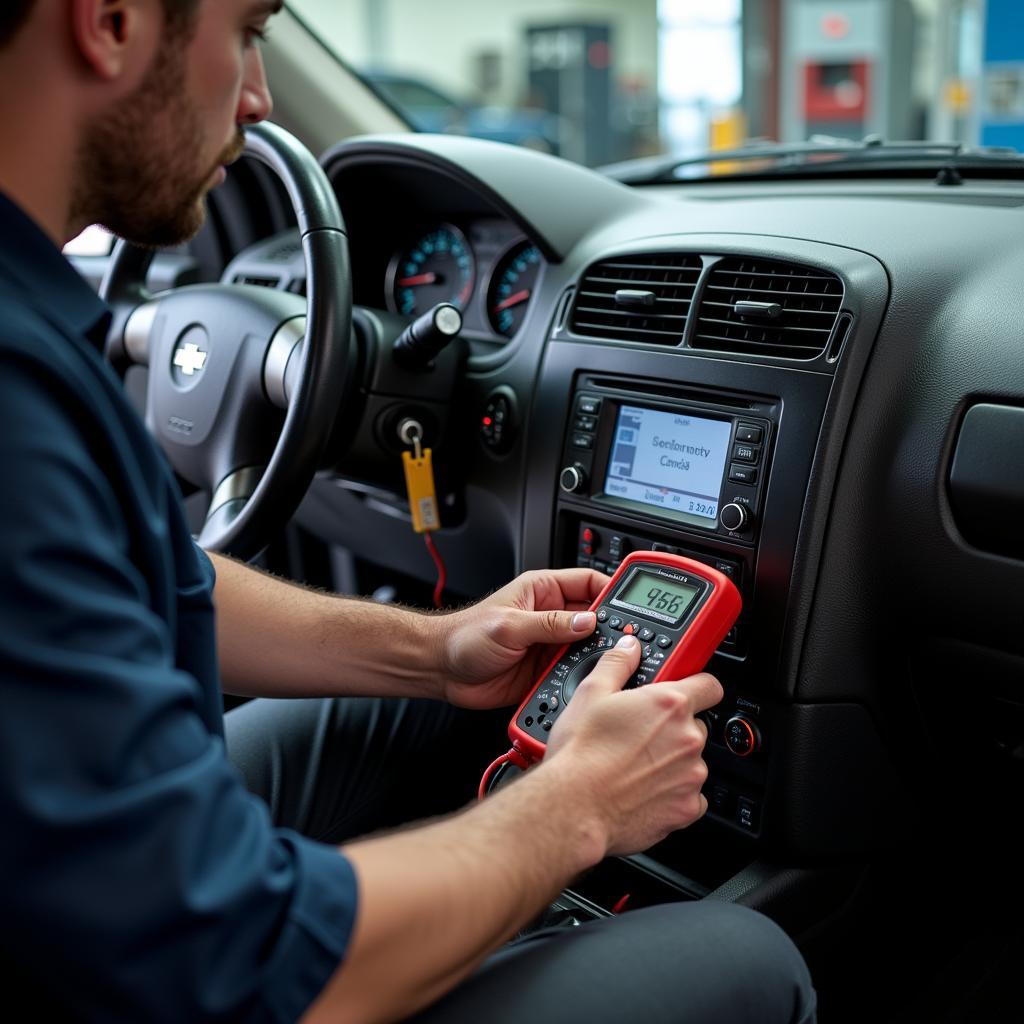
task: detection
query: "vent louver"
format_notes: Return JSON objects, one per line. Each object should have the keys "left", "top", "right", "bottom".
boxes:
{"left": 570, "top": 253, "right": 702, "bottom": 345}
{"left": 694, "top": 259, "right": 844, "bottom": 360}
{"left": 233, "top": 274, "right": 282, "bottom": 289}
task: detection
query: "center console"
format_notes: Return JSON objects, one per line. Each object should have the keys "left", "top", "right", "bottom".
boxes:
{"left": 550, "top": 374, "right": 783, "bottom": 837}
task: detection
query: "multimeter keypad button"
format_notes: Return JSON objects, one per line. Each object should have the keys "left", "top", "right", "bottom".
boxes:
{"left": 656, "top": 635, "right": 673, "bottom": 649}
{"left": 625, "top": 622, "right": 641, "bottom": 634}
{"left": 638, "top": 627, "right": 656, "bottom": 642}
{"left": 596, "top": 609, "right": 609, "bottom": 623}
{"left": 608, "top": 617, "right": 624, "bottom": 630}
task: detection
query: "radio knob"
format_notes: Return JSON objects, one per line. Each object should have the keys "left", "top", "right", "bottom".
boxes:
{"left": 720, "top": 502, "right": 751, "bottom": 532}
{"left": 724, "top": 715, "right": 761, "bottom": 758}
{"left": 560, "top": 464, "right": 587, "bottom": 494}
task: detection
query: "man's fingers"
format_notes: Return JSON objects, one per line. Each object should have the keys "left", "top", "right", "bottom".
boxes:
{"left": 526, "top": 568, "right": 607, "bottom": 608}
{"left": 577, "top": 635, "right": 642, "bottom": 695}
{"left": 504, "top": 607, "right": 597, "bottom": 648}
{"left": 661, "top": 672, "right": 724, "bottom": 714}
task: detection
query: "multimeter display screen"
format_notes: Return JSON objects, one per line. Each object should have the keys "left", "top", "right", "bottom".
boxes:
{"left": 612, "top": 571, "right": 701, "bottom": 626}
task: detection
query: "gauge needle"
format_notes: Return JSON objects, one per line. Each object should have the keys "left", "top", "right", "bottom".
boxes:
{"left": 398, "top": 272, "right": 439, "bottom": 287}
{"left": 493, "top": 289, "right": 531, "bottom": 313}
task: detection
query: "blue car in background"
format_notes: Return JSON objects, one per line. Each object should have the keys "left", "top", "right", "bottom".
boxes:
{"left": 362, "top": 69, "right": 562, "bottom": 154}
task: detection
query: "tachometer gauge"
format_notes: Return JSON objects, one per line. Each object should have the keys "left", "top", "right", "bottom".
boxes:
{"left": 387, "top": 224, "right": 475, "bottom": 317}
{"left": 487, "top": 241, "right": 543, "bottom": 338}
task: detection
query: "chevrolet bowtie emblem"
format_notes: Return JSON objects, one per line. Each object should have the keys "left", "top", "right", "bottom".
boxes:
{"left": 173, "top": 342, "right": 208, "bottom": 376}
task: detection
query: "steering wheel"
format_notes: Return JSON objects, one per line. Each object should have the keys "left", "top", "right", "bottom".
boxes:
{"left": 100, "top": 121, "right": 352, "bottom": 561}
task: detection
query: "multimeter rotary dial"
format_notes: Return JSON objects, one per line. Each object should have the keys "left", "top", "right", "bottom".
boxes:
{"left": 558, "top": 648, "right": 606, "bottom": 704}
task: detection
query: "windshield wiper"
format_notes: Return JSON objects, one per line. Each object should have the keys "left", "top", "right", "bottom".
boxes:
{"left": 601, "top": 137, "right": 1024, "bottom": 185}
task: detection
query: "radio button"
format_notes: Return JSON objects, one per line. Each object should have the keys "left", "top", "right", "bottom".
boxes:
{"left": 560, "top": 464, "right": 587, "bottom": 493}
{"left": 720, "top": 503, "right": 751, "bottom": 532}
{"left": 736, "top": 423, "right": 763, "bottom": 445}
{"left": 728, "top": 463, "right": 758, "bottom": 485}
{"left": 608, "top": 534, "right": 630, "bottom": 560}
{"left": 571, "top": 433, "right": 593, "bottom": 450}
{"left": 736, "top": 797, "right": 760, "bottom": 831}
{"left": 732, "top": 443, "right": 760, "bottom": 464}
{"left": 574, "top": 415, "right": 597, "bottom": 432}
{"left": 714, "top": 559, "right": 740, "bottom": 580}
{"left": 577, "top": 396, "right": 601, "bottom": 415}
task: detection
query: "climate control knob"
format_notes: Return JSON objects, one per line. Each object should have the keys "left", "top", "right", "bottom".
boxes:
{"left": 720, "top": 502, "right": 752, "bottom": 532}
{"left": 724, "top": 715, "right": 761, "bottom": 758}
{"left": 560, "top": 464, "right": 587, "bottom": 494}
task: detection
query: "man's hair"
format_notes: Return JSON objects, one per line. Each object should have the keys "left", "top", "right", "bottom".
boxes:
{"left": 1, "top": 1, "right": 201, "bottom": 49}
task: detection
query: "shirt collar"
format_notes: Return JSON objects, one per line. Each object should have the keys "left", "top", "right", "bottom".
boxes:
{"left": 0, "top": 191, "right": 112, "bottom": 353}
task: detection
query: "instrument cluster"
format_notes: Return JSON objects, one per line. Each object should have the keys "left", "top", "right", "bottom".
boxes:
{"left": 384, "top": 220, "right": 544, "bottom": 342}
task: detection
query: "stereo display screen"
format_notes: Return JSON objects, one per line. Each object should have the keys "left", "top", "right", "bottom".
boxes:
{"left": 603, "top": 405, "right": 732, "bottom": 524}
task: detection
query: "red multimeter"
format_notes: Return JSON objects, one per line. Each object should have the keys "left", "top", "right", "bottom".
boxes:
{"left": 485, "top": 551, "right": 741, "bottom": 788}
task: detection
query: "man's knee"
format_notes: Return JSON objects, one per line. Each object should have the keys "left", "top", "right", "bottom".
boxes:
{"left": 412, "top": 898, "right": 815, "bottom": 1024}
{"left": 676, "top": 900, "right": 816, "bottom": 1023}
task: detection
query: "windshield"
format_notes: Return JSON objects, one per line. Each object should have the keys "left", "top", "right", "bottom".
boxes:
{"left": 288, "top": 0, "right": 1017, "bottom": 176}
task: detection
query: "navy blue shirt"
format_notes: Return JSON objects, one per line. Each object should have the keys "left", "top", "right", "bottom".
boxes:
{"left": 0, "top": 192, "right": 356, "bottom": 1022}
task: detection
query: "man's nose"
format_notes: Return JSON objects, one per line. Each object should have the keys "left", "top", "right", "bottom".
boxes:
{"left": 238, "top": 47, "right": 273, "bottom": 125}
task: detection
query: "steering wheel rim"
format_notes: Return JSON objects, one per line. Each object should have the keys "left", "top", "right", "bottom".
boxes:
{"left": 100, "top": 121, "right": 352, "bottom": 561}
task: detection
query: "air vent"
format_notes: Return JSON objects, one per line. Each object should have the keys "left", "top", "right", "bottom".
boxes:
{"left": 233, "top": 274, "right": 281, "bottom": 289}
{"left": 570, "top": 253, "right": 702, "bottom": 345}
{"left": 693, "top": 259, "right": 844, "bottom": 360}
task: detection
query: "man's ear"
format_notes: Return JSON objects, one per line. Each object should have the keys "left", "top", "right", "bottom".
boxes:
{"left": 69, "top": 0, "right": 158, "bottom": 82}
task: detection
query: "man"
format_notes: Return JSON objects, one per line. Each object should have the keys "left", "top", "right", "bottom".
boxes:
{"left": 0, "top": 2, "right": 817, "bottom": 1022}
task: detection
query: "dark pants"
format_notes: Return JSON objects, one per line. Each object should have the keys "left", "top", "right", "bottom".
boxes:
{"left": 225, "top": 697, "right": 817, "bottom": 1024}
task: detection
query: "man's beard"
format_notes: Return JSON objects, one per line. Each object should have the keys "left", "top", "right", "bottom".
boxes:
{"left": 71, "top": 37, "right": 245, "bottom": 249}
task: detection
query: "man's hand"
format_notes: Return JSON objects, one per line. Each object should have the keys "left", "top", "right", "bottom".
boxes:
{"left": 439, "top": 568, "right": 607, "bottom": 710}
{"left": 543, "top": 635, "right": 724, "bottom": 855}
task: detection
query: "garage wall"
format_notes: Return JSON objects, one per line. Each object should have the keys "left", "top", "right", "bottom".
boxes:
{"left": 294, "top": 0, "right": 659, "bottom": 109}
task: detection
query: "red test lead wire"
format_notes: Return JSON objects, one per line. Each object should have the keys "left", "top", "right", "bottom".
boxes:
{"left": 477, "top": 744, "right": 533, "bottom": 800}
{"left": 424, "top": 532, "right": 446, "bottom": 609}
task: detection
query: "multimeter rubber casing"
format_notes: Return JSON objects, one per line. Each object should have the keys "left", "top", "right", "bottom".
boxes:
{"left": 509, "top": 551, "right": 742, "bottom": 763}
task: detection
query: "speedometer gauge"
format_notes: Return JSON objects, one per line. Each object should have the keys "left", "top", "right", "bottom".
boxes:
{"left": 487, "top": 241, "right": 543, "bottom": 338}
{"left": 387, "top": 225, "right": 475, "bottom": 317}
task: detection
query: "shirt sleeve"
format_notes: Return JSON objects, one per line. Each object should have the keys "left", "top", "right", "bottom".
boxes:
{"left": 0, "top": 351, "right": 357, "bottom": 1023}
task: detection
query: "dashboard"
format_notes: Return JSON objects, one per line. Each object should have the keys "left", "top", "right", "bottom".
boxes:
{"left": 212, "top": 135, "right": 1024, "bottom": 954}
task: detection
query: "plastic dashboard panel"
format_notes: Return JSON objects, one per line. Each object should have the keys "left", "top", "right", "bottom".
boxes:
{"left": 298, "top": 133, "right": 1024, "bottom": 862}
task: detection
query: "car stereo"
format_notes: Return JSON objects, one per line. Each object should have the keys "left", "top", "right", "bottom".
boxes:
{"left": 558, "top": 382, "right": 774, "bottom": 543}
